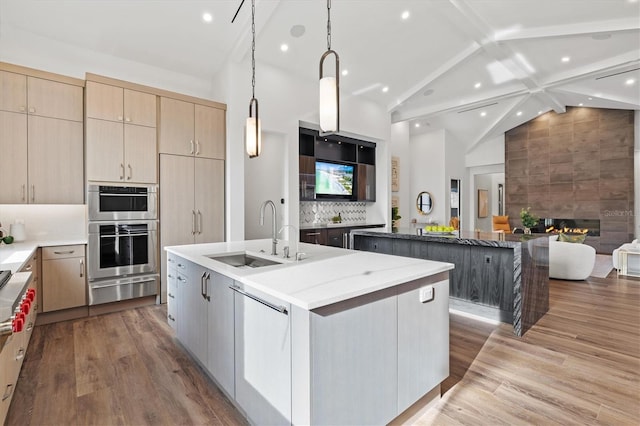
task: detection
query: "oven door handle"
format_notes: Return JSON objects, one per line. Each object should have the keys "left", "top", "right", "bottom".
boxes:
{"left": 98, "top": 193, "right": 149, "bottom": 197}
{"left": 100, "top": 233, "right": 150, "bottom": 238}
{"left": 90, "top": 277, "right": 157, "bottom": 289}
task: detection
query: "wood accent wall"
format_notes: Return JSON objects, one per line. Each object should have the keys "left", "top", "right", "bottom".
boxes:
{"left": 505, "top": 107, "right": 635, "bottom": 254}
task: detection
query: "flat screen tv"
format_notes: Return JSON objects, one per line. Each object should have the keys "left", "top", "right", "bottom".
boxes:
{"left": 315, "top": 160, "right": 354, "bottom": 198}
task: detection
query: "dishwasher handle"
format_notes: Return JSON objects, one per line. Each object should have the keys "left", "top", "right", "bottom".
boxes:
{"left": 229, "top": 285, "right": 288, "bottom": 315}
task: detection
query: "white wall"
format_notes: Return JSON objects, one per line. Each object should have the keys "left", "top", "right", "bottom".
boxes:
{"left": 390, "top": 122, "right": 411, "bottom": 227}
{"left": 465, "top": 135, "right": 505, "bottom": 168}
{"left": 409, "top": 129, "right": 446, "bottom": 224}
{"left": 244, "top": 132, "right": 287, "bottom": 240}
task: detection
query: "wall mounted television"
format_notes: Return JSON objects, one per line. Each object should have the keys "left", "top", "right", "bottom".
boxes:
{"left": 315, "top": 160, "right": 355, "bottom": 199}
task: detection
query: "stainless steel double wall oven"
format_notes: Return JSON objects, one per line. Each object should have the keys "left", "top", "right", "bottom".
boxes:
{"left": 87, "top": 184, "right": 159, "bottom": 305}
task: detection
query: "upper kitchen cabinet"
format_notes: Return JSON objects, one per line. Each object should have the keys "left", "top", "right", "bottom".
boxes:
{"left": 85, "top": 77, "right": 158, "bottom": 183}
{"left": 159, "top": 96, "right": 225, "bottom": 160}
{"left": 0, "top": 70, "right": 82, "bottom": 122}
{"left": 85, "top": 81, "right": 156, "bottom": 127}
{"left": 0, "top": 63, "right": 84, "bottom": 204}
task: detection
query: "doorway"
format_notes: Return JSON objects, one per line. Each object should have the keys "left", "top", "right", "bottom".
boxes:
{"left": 450, "top": 179, "right": 461, "bottom": 231}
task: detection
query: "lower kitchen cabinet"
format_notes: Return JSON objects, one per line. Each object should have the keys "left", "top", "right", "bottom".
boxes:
{"left": 206, "top": 271, "right": 235, "bottom": 396}
{"left": 301, "top": 224, "right": 384, "bottom": 248}
{"left": 41, "top": 245, "right": 86, "bottom": 312}
{"left": 234, "top": 283, "right": 291, "bottom": 425}
{"left": 300, "top": 228, "right": 327, "bottom": 245}
{"left": 166, "top": 258, "right": 178, "bottom": 330}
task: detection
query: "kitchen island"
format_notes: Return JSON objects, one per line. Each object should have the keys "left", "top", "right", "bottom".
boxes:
{"left": 351, "top": 228, "right": 550, "bottom": 336}
{"left": 166, "top": 239, "right": 454, "bottom": 425}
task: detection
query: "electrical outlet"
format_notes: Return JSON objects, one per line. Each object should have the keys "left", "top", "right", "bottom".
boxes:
{"left": 485, "top": 255, "right": 492, "bottom": 264}
{"left": 419, "top": 285, "right": 434, "bottom": 303}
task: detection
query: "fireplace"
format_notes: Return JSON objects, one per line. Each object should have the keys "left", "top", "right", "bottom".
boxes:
{"left": 533, "top": 218, "right": 601, "bottom": 237}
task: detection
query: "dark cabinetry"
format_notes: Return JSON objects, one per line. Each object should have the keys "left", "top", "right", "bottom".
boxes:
{"left": 300, "top": 229, "right": 327, "bottom": 245}
{"left": 302, "top": 224, "right": 384, "bottom": 249}
{"left": 299, "top": 127, "right": 376, "bottom": 202}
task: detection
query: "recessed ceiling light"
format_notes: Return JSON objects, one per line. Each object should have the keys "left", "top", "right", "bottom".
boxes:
{"left": 538, "top": 110, "right": 543, "bottom": 115}
{"left": 516, "top": 111, "right": 523, "bottom": 116}
{"left": 474, "top": 82, "right": 482, "bottom": 89}
{"left": 202, "top": 12, "right": 213, "bottom": 23}
{"left": 594, "top": 92, "right": 602, "bottom": 97}
{"left": 588, "top": 97, "right": 593, "bottom": 100}
{"left": 626, "top": 78, "right": 636, "bottom": 85}
{"left": 578, "top": 103, "right": 584, "bottom": 106}
{"left": 415, "top": 123, "right": 420, "bottom": 128}
{"left": 280, "top": 44, "right": 289, "bottom": 52}
{"left": 290, "top": 25, "right": 306, "bottom": 38}
{"left": 561, "top": 56, "right": 570, "bottom": 63}
{"left": 423, "top": 89, "right": 434, "bottom": 96}
{"left": 401, "top": 11, "right": 410, "bottom": 20}
{"left": 341, "top": 69, "right": 349, "bottom": 76}
{"left": 382, "top": 86, "right": 389, "bottom": 93}
{"left": 480, "top": 111, "right": 487, "bottom": 117}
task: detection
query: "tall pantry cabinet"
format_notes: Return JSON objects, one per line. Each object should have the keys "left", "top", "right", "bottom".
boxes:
{"left": 0, "top": 64, "right": 84, "bottom": 204}
{"left": 159, "top": 96, "right": 226, "bottom": 303}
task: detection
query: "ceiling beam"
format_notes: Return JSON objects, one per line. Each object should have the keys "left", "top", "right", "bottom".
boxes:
{"left": 494, "top": 18, "right": 640, "bottom": 41}
{"left": 387, "top": 42, "right": 481, "bottom": 113}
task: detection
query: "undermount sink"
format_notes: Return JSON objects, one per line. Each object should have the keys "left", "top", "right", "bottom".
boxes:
{"left": 206, "top": 252, "right": 283, "bottom": 268}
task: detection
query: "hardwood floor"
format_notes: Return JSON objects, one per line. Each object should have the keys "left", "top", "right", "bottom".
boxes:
{"left": 7, "top": 273, "right": 639, "bottom": 425}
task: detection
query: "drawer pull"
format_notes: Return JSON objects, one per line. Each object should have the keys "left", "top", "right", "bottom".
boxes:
{"left": 53, "top": 250, "right": 75, "bottom": 255}
{"left": 168, "top": 292, "right": 175, "bottom": 299}
{"left": 168, "top": 314, "right": 175, "bottom": 322}
{"left": 305, "top": 232, "right": 320, "bottom": 236}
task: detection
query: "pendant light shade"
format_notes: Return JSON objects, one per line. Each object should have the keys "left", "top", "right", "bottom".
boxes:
{"left": 245, "top": 98, "right": 261, "bottom": 157}
{"left": 319, "top": 0, "right": 340, "bottom": 134}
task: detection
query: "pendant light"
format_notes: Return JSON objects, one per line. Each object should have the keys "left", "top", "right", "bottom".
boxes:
{"left": 245, "top": 0, "right": 261, "bottom": 157}
{"left": 319, "top": 0, "right": 340, "bottom": 134}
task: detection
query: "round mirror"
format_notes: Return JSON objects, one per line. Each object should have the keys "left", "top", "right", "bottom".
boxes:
{"left": 417, "top": 191, "right": 433, "bottom": 215}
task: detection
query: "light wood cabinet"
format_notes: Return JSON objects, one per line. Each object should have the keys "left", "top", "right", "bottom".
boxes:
{"left": 0, "top": 66, "right": 84, "bottom": 204}
{"left": 159, "top": 97, "right": 225, "bottom": 159}
{"left": 41, "top": 245, "right": 86, "bottom": 312}
{"left": 86, "top": 81, "right": 157, "bottom": 183}
{"left": 28, "top": 116, "right": 84, "bottom": 204}
{"left": 160, "top": 154, "right": 224, "bottom": 302}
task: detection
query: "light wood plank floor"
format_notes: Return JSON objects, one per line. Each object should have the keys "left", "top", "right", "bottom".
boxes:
{"left": 7, "top": 273, "right": 639, "bottom": 425}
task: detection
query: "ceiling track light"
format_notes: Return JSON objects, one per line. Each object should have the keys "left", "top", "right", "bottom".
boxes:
{"left": 319, "top": 0, "right": 340, "bottom": 135}
{"left": 245, "top": 0, "right": 261, "bottom": 158}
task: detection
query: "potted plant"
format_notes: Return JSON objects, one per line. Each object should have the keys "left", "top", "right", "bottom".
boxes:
{"left": 520, "top": 207, "right": 539, "bottom": 234}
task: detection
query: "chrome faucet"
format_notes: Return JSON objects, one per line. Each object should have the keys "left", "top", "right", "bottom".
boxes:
{"left": 278, "top": 224, "right": 299, "bottom": 259}
{"left": 260, "top": 200, "right": 278, "bottom": 255}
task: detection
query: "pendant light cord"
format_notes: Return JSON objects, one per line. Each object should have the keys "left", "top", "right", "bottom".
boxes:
{"left": 251, "top": 0, "right": 256, "bottom": 99}
{"left": 326, "top": 0, "right": 332, "bottom": 51}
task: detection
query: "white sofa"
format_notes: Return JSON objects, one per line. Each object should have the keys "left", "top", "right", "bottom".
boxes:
{"left": 612, "top": 239, "right": 639, "bottom": 271}
{"left": 548, "top": 235, "right": 596, "bottom": 280}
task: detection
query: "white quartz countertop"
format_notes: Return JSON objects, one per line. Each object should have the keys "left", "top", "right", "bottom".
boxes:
{"left": 166, "top": 239, "right": 454, "bottom": 310}
{"left": 0, "top": 238, "right": 87, "bottom": 274}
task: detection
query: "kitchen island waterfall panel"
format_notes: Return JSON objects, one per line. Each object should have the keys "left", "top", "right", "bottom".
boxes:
{"left": 351, "top": 228, "right": 550, "bottom": 336}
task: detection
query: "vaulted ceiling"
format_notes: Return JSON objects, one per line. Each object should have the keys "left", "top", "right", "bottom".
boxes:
{"left": 1, "top": 0, "right": 639, "bottom": 153}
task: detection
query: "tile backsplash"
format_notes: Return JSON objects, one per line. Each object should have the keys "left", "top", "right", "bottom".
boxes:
{"left": 300, "top": 202, "right": 366, "bottom": 225}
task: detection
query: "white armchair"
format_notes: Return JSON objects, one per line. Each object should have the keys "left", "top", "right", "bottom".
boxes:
{"left": 549, "top": 235, "right": 596, "bottom": 280}
{"left": 612, "top": 239, "right": 639, "bottom": 270}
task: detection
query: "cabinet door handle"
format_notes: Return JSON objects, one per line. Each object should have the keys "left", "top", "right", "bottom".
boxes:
{"left": 28, "top": 107, "right": 35, "bottom": 113}
{"left": 230, "top": 285, "right": 288, "bottom": 315}
{"left": 21, "top": 184, "right": 26, "bottom": 202}
{"left": 125, "top": 117, "right": 131, "bottom": 123}
{"left": 2, "top": 384, "right": 13, "bottom": 401}
{"left": 195, "top": 140, "right": 200, "bottom": 155}
{"left": 127, "top": 164, "right": 132, "bottom": 180}
{"left": 192, "top": 210, "right": 196, "bottom": 235}
{"left": 197, "top": 210, "right": 202, "bottom": 234}
{"left": 54, "top": 250, "right": 75, "bottom": 255}
{"left": 80, "top": 259, "right": 85, "bottom": 277}
{"left": 23, "top": 265, "right": 32, "bottom": 271}
{"left": 305, "top": 232, "right": 320, "bottom": 236}
{"left": 19, "top": 106, "right": 26, "bottom": 112}
{"left": 168, "top": 314, "right": 175, "bottom": 322}
{"left": 168, "top": 292, "right": 175, "bottom": 299}
{"left": 120, "top": 163, "right": 125, "bottom": 180}
{"left": 31, "top": 185, "right": 35, "bottom": 202}
{"left": 117, "top": 115, "right": 123, "bottom": 121}
{"left": 205, "top": 272, "right": 211, "bottom": 301}
{"left": 190, "top": 140, "right": 194, "bottom": 155}
{"left": 177, "top": 276, "right": 186, "bottom": 283}
{"left": 200, "top": 271, "right": 207, "bottom": 299}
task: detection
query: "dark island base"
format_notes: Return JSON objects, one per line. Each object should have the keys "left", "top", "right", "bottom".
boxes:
{"left": 351, "top": 228, "right": 549, "bottom": 336}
